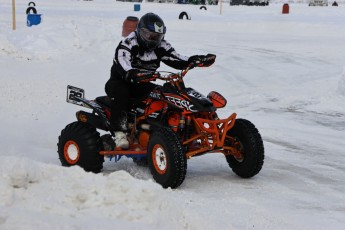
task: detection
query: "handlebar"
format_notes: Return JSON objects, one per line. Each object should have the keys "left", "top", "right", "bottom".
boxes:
{"left": 152, "top": 65, "right": 193, "bottom": 82}
{"left": 139, "top": 54, "right": 216, "bottom": 83}
{"left": 138, "top": 53, "right": 216, "bottom": 83}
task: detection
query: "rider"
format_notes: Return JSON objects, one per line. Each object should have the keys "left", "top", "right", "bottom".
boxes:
{"left": 105, "top": 12, "right": 215, "bottom": 149}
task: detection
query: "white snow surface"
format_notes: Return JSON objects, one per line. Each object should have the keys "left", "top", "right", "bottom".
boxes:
{"left": 1, "top": 0, "right": 345, "bottom": 229}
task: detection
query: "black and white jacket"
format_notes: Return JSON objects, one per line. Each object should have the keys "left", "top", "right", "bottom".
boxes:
{"left": 110, "top": 32, "right": 190, "bottom": 82}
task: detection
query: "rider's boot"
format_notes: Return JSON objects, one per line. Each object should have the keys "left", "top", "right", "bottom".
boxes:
{"left": 114, "top": 131, "right": 129, "bottom": 149}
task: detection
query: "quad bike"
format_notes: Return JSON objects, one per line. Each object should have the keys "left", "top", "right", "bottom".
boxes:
{"left": 57, "top": 60, "right": 264, "bottom": 188}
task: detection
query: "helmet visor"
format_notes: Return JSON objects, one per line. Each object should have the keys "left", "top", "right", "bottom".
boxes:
{"left": 139, "top": 27, "right": 164, "bottom": 43}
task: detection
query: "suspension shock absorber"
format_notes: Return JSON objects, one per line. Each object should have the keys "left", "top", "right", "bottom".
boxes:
{"left": 178, "top": 115, "right": 185, "bottom": 133}
{"left": 183, "top": 115, "right": 193, "bottom": 152}
{"left": 185, "top": 116, "right": 192, "bottom": 141}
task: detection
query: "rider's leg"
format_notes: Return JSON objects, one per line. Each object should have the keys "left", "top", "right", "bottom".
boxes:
{"left": 105, "top": 78, "right": 129, "bottom": 149}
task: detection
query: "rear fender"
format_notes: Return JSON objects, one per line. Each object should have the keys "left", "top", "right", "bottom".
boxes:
{"left": 76, "top": 110, "right": 109, "bottom": 131}
{"left": 67, "top": 85, "right": 110, "bottom": 130}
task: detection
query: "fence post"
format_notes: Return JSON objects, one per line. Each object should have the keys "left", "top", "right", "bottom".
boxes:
{"left": 12, "top": 0, "right": 16, "bottom": 30}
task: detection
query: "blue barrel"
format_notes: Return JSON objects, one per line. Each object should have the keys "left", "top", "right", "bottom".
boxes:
{"left": 134, "top": 4, "right": 140, "bottom": 12}
{"left": 27, "top": 14, "right": 42, "bottom": 27}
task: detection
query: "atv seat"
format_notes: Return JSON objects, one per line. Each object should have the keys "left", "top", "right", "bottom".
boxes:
{"left": 96, "top": 96, "right": 111, "bottom": 108}
{"left": 95, "top": 95, "right": 150, "bottom": 109}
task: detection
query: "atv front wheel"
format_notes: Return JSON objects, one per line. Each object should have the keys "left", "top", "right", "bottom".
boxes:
{"left": 147, "top": 128, "right": 187, "bottom": 188}
{"left": 225, "top": 118, "right": 264, "bottom": 178}
{"left": 57, "top": 121, "right": 104, "bottom": 173}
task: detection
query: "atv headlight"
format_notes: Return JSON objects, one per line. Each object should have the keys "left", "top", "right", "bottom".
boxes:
{"left": 207, "top": 91, "right": 227, "bottom": 108}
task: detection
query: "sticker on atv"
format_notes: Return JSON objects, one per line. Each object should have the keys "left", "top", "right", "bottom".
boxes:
{"left": 67, "top": 85, "right": 85, "bottom": 106}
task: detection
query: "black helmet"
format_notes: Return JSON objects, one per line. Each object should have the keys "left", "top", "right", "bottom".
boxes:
{"left": 136, "top": 13, "right": 166, "bottom": 50}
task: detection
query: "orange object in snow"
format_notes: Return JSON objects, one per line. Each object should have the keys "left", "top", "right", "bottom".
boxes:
{"left": 282, "top": 4, "right": 289, "bottom": 14}
{"left": 122, "top": 16, "right": 139, "bottom": 37}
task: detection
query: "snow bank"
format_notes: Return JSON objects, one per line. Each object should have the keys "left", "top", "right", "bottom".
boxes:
{"left": 0, "top": 156, "right": 209, "bottom": 229}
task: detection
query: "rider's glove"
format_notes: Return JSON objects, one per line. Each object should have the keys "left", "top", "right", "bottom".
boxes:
{"left": 125, "top": 69, "right": 157, "bottom": 83}
{"left": 188, "top": 54, "right": 216, "bottom": 68}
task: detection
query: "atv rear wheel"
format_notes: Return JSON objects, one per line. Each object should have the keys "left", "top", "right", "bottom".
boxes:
{"left": 225, "top": 118, "right": 264, "bottom": 178}
{"left": 147, "top": 128, "right": 187, "bottom": 188}
{"left": 57, "top": 121, "right": 104, "bottom": 173}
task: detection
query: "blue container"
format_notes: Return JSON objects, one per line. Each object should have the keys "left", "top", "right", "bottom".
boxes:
{"left": 134, "top": 4, "right": 140, "bottom": 12}
{"left": 27, "top": 14, "right": 42, "bottom": 27}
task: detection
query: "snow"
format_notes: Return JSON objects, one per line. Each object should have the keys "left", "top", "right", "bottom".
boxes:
{"left": 1, "top": 0, "right": 345, "bottom": 229}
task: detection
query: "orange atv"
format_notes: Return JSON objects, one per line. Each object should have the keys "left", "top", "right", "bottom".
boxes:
{"left": 57, "top": 61, "right": 264, "bottom": 188}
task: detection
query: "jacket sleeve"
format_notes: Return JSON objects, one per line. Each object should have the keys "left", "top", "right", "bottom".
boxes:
{"left": 157, "top": 40, "right": 190, "bottom": 70}
{"left": 111, "top": 37, "right": 136, "bottom": 81}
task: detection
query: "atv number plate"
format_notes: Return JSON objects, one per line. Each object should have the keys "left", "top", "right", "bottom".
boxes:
{"left": 67, "top": 85, "right": 85, "bottom": 106}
